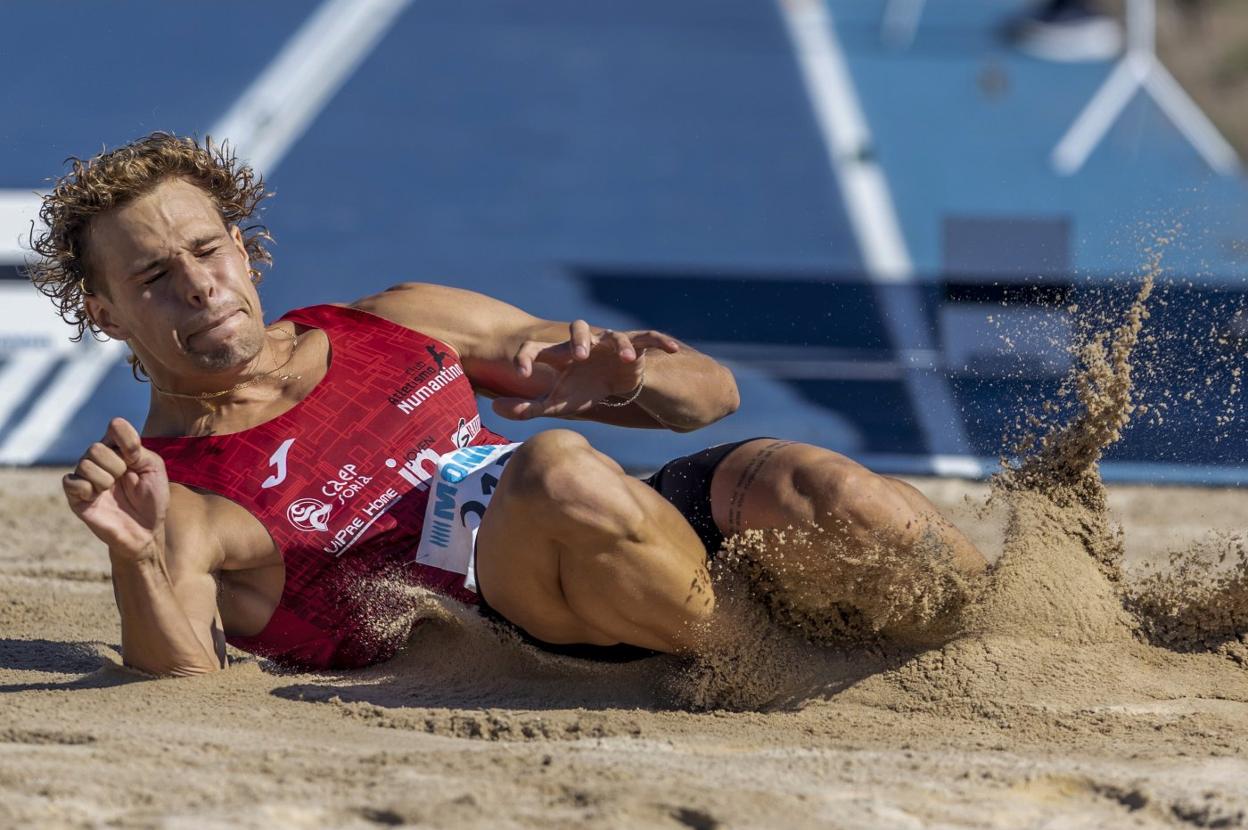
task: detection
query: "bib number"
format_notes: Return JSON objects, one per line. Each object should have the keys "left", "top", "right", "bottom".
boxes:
{"left": 414, "top": 442, "right": 520, "bottom": 591}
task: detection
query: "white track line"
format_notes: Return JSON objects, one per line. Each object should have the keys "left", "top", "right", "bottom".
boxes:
{"left": 0, "top": 350, "right": 59, "bottom": 431}
{"left": 213, "top": 0, "right": 413, "bottom": 174}
{"left": 0, "top": 0, "right": 411, "bottom": 465}
{"left": 776, "top": 0, "right": 976, "bottom": 468}
{"left": 0, "top": 341, "right": 125, "bottom": 465}
{"left": 778, "top": 0, "right": 911, "bottom": 282}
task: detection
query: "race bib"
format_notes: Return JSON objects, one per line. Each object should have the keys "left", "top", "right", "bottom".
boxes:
{"left": 414, "top": 442, "right": 520, "bottom": 592}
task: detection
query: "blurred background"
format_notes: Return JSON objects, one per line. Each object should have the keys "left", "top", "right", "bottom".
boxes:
{"left": 0, "top": 0, "right": 1244, "bottom": 483}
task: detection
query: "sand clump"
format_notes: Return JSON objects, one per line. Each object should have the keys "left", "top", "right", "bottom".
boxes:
{"left": 961, "top": 270, "right": 1160, "bottom": 646}
{"left": 1128, "top": 533, "right": 1248, "bottom": 661}
{"left": 993, "top": 265, "right": 1156, "bottom": 585}
{"left": 660, "top": 568, "right": 818, "bottom": 712}
{"left": 667, "top": 272, "right": 1154, "bottom": 710}
{"left": 868, "top": 258, "right": 1248, "bottom": 722}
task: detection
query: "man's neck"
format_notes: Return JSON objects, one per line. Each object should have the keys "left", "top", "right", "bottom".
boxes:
{"left": 142, "top": 326, "right": 322, "bottom": 438}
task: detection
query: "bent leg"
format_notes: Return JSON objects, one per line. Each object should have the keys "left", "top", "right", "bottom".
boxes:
{"left": 884, "top": 475, "right": 987, "bottom": 575}
{"left": 707, "top": 440, "right": 987, "bottom": 640}
{"left": 710, "top": 439, "right": 986, "bottom": 574}
{"left": 475, "top": 430, "right": 714, "bottom": 654}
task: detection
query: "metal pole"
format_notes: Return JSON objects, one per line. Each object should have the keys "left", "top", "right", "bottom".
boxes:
{"left": 1127, "top": 0, "right": 1153, "bottom": 54}
{"left": 1051, "top": 0, "right": 1238, "bottom": 175}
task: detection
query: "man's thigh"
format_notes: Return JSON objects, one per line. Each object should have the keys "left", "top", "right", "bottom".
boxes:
{"left": 473, "top": 437, "right": 611, "bottom": 645}
{"left": 473, "top": 430, "right": 710, "bottom": 647}
{"left": 707, "top": 439, "right": 868, "bottom": 537}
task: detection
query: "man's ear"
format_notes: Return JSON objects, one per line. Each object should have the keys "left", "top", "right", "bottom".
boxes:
{"left": 84, "top": 292, "right": 130, "bottom": 341}
{"left": 229, "top": 224, "right": 250, "bottom": 271}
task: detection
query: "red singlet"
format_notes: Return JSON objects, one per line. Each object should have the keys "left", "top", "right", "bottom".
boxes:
{"left": 143, "top": 304, "right": 511, "bottom": 669}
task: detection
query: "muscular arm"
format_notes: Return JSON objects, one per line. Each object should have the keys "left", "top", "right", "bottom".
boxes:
{"left": 354, "top": 282, "right": 740, "bottom": 432}
{"left": 65, "top": 418, "right": 225, "bottom": 677}
{"left": 109, "top": 487, "right": 226, "bottom": 677}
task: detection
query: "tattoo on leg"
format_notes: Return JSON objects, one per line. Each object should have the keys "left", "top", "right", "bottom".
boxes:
{"left": 726, "top": 440, "right": 795, "bottom": 534}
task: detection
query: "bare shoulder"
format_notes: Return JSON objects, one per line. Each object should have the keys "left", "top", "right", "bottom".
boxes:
{"left": 351, "top": 281, "right": 476, "bottom": 318}
{"left": 350, "top": 282, "right": 540, "bottom": 361}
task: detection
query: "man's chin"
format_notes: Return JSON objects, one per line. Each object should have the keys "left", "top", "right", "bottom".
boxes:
{"left": 189, "top": 334, "right": 265, "bottom": 374}
{"left": 193, "top": 351, "right": 250, "bottom": 373}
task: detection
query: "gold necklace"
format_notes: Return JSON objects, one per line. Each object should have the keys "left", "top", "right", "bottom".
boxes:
{"left": 151, "top": 330, "right": 302, "bottom": 409}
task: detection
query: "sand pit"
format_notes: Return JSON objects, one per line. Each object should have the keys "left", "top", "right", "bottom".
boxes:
{"left": 4, "top": 269, "right": 1248, "bottom": 828}
{"left": 4, "top": 467, "right": 1247, "bottom": 829}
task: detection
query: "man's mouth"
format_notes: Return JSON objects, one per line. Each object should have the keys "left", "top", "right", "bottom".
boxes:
{"left": 185, "top": 309, "right": 242, "bottom": 344}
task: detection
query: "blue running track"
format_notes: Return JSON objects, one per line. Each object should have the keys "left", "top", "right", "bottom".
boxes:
{"left": 1, "top": 0, "right": 1244, "bottom": 484}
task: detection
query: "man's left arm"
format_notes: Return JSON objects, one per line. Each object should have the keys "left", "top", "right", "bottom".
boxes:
{"left": 354, "top": 283, "right": 739, "bottom": 432}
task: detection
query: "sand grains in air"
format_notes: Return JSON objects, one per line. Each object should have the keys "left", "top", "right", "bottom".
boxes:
{"left": 670, "top": 250, "right": 1248, "bottom": 724}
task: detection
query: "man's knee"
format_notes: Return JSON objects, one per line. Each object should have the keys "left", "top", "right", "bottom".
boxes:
{"left": 504, "top": 429, "right": 647, "bottom": 539}
{"left": 506, "top": 429, "right": 593, "bottom": 497}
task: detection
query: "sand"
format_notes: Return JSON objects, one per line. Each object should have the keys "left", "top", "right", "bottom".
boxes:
{"left": 3, "top": 464, "right": 1246, "bottom": 829}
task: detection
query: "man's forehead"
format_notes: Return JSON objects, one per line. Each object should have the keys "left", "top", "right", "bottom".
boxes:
{"left": 111, "top": 180, "right": 222, "bottom": 232}
{"left": 89, "top": 180, "right": 226, "bottom": 262}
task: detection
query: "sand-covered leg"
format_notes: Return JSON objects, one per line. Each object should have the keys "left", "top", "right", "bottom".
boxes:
{"left": 706, "top": 440, "right": 986, "bottom": 644}
{"left": 475, "top": 429, "right": 715, "bottom": 653}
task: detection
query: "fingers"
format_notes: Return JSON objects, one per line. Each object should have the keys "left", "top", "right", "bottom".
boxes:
{"left": 516, "top": 326, "right": 681, "bottom": 374}
{"left": 63, "top": 418, "right": 154, "bottom": 510}
{"left": 516, "top": 340, "right": 574, "bottom": 377}
{"left": 103, "top": 417, "right": 143, "bottom": 466}
{"left": 627, "top": 330, "right": 681, "bottom": 354}
{"left": 74, "top": 458, "right": 115, "bottom": 494}
{"left": 603, "top": 329, "right": 636, "bottom": 361}
{"left": 514, "top": 339, "right": 541, "bottom": 377}
{"left": 64, "top": 439, "right": 128, "bottom": 504}
{"left": 62, "top": 472, "right": 96, "bottom": 505}
{"left": 85, "top": 440, "right": 128, "bottom": 479}
{"left": 590, "top": 328, "right": 682, "bottom": 361}
{"left": 492, "top": 392, "right": 592, "bottom": 421}
{"left": 491, "top": 396, "right": 539, "bottom": 421}
{"left": 570, "top": 320, "right": 592, "bottom": 359}
{"left": 103, "top": 416, "right": 166, "bottom": 477}
{"left": 492, "top": 395, "right": 559, "bottom": 421}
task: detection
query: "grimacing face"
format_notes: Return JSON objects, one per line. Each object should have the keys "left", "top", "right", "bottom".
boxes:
{"left": 83, "top": 178, "right": 268, "bottom": 381}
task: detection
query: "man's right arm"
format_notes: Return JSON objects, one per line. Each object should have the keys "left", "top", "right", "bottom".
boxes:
{"left": 64, "top": 418, "right": 225, "bottom": 677}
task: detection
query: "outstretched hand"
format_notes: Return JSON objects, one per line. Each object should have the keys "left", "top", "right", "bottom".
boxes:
{"left": 492, "top": 321, "right": 679, "bottom": 420}
{"left": 63, "top": 417, "right": 169, "bottom": 561}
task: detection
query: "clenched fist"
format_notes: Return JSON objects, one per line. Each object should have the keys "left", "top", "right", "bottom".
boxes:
{"left": 63, "top": 417, "right": 169, "bottom": 562}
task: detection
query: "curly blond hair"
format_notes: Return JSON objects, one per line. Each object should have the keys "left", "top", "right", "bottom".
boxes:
{"left": 26, "top": 131, "right": 273, "bottom": 342}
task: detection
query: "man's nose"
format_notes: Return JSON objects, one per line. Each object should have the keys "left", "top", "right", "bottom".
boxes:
{"left": 173, "top": 253, "right": 215, "bottom": 305}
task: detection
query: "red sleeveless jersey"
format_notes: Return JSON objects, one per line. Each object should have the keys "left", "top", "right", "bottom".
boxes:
{"left": 142, "top": 304, "right": 511, "bottom": 669}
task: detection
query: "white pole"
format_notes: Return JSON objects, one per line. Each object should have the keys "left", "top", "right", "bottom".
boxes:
{"left": 1051, "top": 0, "right": 1239, "bottom": 175}
{"left": 1127, "top": 0, "right": 1153, "bottom": 53}
{"left": 1052, "top": 57, "right": 1144, "bottom": 176}
{"left": 881, "top": 0, "right": 927, "bottom": 50}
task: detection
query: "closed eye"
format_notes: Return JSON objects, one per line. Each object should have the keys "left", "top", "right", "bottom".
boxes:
{"left": 143, "top": 271, "right": 167, "bottom": 286}
{"left": 195, "top": 247, "right": 219, "bottom": 259}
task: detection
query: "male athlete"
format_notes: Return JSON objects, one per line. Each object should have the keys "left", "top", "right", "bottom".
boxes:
{"left": 34, "top": 133, "right": 986, "bottom": 676}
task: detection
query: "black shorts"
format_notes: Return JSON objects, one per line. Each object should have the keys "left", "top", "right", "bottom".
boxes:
{"left": 642, "top": 436, "right": 773, "bottom": 557}
{"left": 477, "top": 437, "right": 770, "bottom": 662}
